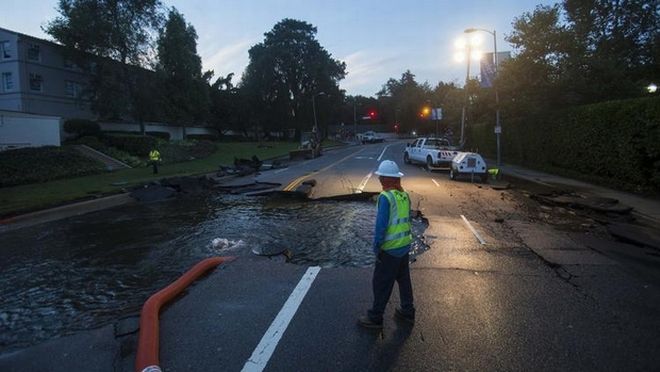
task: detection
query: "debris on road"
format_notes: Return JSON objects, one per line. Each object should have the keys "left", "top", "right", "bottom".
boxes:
{"left": 531, "top": 191, "right": 633, "bottom": 215}
{"left": 607, "top": 223, "right": 660, "bottom": 250}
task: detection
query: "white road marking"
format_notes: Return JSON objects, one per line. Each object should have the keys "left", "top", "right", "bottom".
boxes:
{"left": 242, "top": 266, "right": 321, "bottom": 372}
{"left": 273, "top": 168, "right": 289, "bottom": 174}
{"left": 355, "top": 171, "right": 374, "bottom": 193}
{"left": 431, "top": 178, "right": 440, "bottom": 187}
{"left": 460, "top": 215, "right": 486, "bottom": 245}
{"left": 376, "top": 145, "right": 391, "bottom": 161}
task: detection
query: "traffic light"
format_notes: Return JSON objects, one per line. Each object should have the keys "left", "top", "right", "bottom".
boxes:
{"left": 421, "top": 106, "right": 431, "bottom": 118}
{"left": 369, "top": 110, "right": 377, "bottom": 120}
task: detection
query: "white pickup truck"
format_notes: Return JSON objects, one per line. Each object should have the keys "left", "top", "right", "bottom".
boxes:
{"left": 403, "top": 137, "right": 459, "bottom": 169}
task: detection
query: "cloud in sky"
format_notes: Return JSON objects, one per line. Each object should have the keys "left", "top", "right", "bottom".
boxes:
{"left": 201, "top": 38, "right": 258, "bottom": 81}
{"left": 340, "top": 51, "right": 400, "bottom": 96}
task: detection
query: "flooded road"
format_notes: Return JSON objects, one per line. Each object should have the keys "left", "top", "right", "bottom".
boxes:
{"left": 0, "top": 192, "right": 428, "bottom": 351}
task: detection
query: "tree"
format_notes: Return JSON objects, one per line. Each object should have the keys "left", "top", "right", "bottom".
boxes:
{"left": 241, "top": 19, "right": 346, "bottom": 138}
{"left": 500, "top": 0, "right": 660, "bottom": 113}
{"left": 45, "top": 0, "right": 163, "bottom": 127}
{"left": 376, "top": 70, "right": 432, "bottom": 134}
{"left": 156, "top": 8, "right": 209, "bottom": 139}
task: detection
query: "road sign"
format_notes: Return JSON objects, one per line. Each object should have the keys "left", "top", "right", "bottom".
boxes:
{"left": 494, "top": 126, "right": 502, "bottom": 134}
{"left": 431, "top": 108, "right": 442, "bottom": 120}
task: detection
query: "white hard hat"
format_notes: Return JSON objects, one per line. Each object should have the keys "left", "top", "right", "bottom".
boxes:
{"left": 375, "top": 160, "right": 404, "bottom": 178}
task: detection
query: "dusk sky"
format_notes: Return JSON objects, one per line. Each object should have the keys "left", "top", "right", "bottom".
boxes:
{"left": 1, "top": 0, "right": 554, "bottom": 96}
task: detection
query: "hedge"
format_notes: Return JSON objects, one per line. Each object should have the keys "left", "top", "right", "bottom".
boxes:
{"left": 0, "top": 146, "right": 105, "bottom": 187}
{"left": 101, "top": 135, "right": 157, "bottom": 157}
{"left": 63, "top": 119, "right": 101, "bottom": 138}
{"left": 466, "top": 96, "right": 660, "bottom": 193}
{"left": 158, "top": 140, "right": 216, "bottom": 164}
{"left": 74, "top": 136, "right": 145, "bottom": 167}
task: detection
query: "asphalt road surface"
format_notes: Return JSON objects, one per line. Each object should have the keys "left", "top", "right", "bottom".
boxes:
{"left": 2, "top": 141, "right": 659, "bottom": 372}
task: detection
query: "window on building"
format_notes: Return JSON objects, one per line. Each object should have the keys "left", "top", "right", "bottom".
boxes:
{"left": 27, "top": 44, "right": 41, "bottom": 61}
{"left": 1, "top": 41, "right": 11, "bottom": 59}
{"left": 2, "top": 72, "right": 13, "bottom": 91}
{"left": 65, "top": 80, "right": 82, "bottom": 97}
{"left": 29, "top": 73, "right": 43, "bottom": 91}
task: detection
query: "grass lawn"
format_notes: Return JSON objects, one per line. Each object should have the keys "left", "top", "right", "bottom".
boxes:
{"left": 0, "top": 142, "right": 301, "bottom": 217}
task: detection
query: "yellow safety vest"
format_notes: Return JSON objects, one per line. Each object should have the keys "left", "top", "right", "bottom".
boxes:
{"left": 378, "top": 190, "right": 413, "bottom": 250}
{"left": 149, "top": 150, "right": 161, "bottom": 161}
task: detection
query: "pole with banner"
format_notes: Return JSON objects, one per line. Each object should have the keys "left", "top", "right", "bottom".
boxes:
{"left": 431, "top": 108, "right": 442, "bottom": 138}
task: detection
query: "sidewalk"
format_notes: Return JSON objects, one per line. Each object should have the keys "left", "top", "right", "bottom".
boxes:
{"left": 494, "top": 161, "right": 660, "bottom": 224}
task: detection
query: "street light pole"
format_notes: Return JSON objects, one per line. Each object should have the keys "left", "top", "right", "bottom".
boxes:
{"left": 353, "top": 98, "right": 357, "bottom": 140}
{"left": 312, "top": 92, "right": 326, "bottom": 133}
{"left": 460, "top": 43, "right": 471, "bottom": 147}
{"left": 465, "top": 27, "right": 502, "bottom": 165}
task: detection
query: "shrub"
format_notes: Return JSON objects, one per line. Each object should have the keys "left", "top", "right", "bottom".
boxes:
{"left": 158, "top": 140, "right": 217, "bottom": 164}
{"left": 187, "top": 134, "right": 218, "bottom": 141}
{"left": 147, "top": 131, "right": 171, "bottom": 140}
{"left": 74, "top": 136, "right": 145, "bottom": 167}
{"left": 63, "top": 119, "right": 101, "bottom": 138}
{"left": 101, "top": 135, "right": 157, "bottom": 157}
{"left": 467, "top": 96, "right": 660, "bottom": 193}
{"left": 0, "top": 146, "right": 105, "bottom": 187}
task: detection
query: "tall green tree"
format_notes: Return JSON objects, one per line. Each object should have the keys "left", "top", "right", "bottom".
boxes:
{"left": 45, "top": 0, "right": 163, "bottom": 127}
{"left": 156, "top": 8, "right": 209, "bottom": 139}
{"left": 376, "top": 70, "right": 432, "bottom": 134}
{"left": 241, "top": 19, "right": 346, "bottom": 138}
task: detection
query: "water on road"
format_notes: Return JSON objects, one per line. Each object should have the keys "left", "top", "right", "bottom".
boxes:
{"left": 0, "top": 192, "right": 428, "bottom": 351}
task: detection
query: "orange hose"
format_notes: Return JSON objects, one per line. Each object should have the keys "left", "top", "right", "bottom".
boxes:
{"left": 135, "top": 256, "right": 235, "bottom": 372}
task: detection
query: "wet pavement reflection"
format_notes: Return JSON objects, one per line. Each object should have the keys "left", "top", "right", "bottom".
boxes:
{"left": 0, "top": 192, "right": 428, "bottom": 351}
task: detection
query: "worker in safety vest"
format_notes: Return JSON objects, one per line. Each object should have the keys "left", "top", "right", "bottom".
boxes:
{"left": 359, "top": 160, "right": 415, "bottom": 328}
{"left": 149, "top": 148, "right": 162, "bottom": 174}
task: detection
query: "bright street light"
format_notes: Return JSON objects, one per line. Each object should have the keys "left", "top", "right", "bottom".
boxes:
{"left": 469, "top": 33, "right": 483, "bottom": 47}
{"left": 647, "top": 83, "right": 658, "bottom": 93}
{"left": 464, "top": 27, "right": 502, "bottom": 166}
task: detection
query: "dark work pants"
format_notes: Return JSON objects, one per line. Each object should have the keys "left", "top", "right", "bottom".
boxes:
{"left": 151, "top": 161, "right": 158, "bottom": 174}
{"left": 368, "top": 252, "right": 415, "bottom": 322}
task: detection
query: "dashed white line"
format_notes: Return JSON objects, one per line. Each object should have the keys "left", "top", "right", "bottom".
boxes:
{"left": 355, "top": 171, "right": 374, "bottom": 193}
{"left": 460, "top": 215, "right": 486, "bottom": 245}
{"left": 376, "top": 145, "right": 391, "bottom": 161}
{"left": 273, "top": 168, "right": 289, "bottom": 174}
{"left": 242, "top": 266, "right": 321, "bottom": 372}
{"left": 431, "top": 178, "right": 440, "bottom": 187}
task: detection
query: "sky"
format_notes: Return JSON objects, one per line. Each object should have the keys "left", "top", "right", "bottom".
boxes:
{"left": 0, "top": 0, "right": 555, "bottom": 97}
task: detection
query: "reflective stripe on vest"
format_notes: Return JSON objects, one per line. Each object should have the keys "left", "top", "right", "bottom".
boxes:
{"left": 149, "top": 151, "right": 160, "bottom": 161}
{"left": 378, "top": 190, "right": 413, "bottom": 250}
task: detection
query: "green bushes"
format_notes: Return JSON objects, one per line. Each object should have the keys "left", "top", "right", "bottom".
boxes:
{"left": 101, "top": 135, "right": 157, "bottom": 156}
{"left": 74, "top": 136, "right": 145, "bottom": 167}
{"left": 158, "top": 140, "right": 216, "bottom": 164}
{"left": 63, "top": 119, "right": 101, "bottom": 138}
{"left": 467, "top": 97, "right": 660, "bottom": 193}
{"left": 0, "top": 146, "right": 105, "bottom": 187}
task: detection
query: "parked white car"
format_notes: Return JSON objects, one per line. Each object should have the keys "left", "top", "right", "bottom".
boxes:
{"left": 403, "top": 137, "right": 459, "bottom": 169}
{"left": 450, "top": 152, "right": 488, "bottom": 182}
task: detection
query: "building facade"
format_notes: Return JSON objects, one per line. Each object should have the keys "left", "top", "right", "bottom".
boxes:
{"left": 0, "top": 27, "right": 217, "bottom": 146}
{"left": 0, "top": 27, "right": 94, "bottom": 120}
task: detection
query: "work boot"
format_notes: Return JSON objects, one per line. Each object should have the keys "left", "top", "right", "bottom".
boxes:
{"left": 394, "top": 308, "right": 415, "bottom": 324}
{"left": 358, "top": 315, "right": 383, "bottom": 329}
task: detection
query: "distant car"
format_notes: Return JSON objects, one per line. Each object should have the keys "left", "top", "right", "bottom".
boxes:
{"left": 358, "top": 131, "right": 384, "bottom": 143}
{"left": 450, "top": 152, "right": 488, "bottom": 182}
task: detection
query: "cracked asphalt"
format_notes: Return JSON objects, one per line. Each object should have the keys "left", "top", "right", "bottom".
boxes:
{"left": 2, "top": 141, "right": 659, "bottom": 371}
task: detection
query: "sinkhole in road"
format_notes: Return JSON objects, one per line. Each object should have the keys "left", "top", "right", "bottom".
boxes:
{"left": 0, "top": 191, "right": 429, "bottom": 351}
